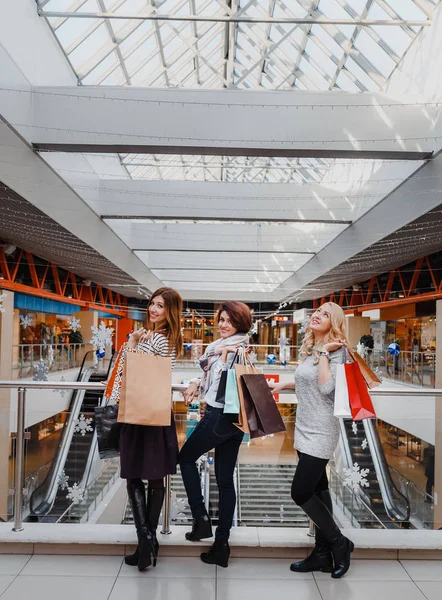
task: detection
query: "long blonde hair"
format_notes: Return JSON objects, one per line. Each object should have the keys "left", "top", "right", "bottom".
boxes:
{"left": 299, "top": 302, "right": 348, "bottom": 362}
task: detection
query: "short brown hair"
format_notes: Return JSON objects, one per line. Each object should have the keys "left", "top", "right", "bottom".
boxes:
{"left": 216, "top": 301, "right": 252, "bottom": 334}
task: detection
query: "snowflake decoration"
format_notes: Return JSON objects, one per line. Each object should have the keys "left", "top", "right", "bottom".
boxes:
{"left": 361, "top": 438, "right": 368, "bottom": 450}
{"left": 280, "top": 504, "right": 284, "bottom": 523}
{"left": 58, "top": 470, "right": 69, "bottom": 490}
{"left": 356, "top": 342, "right": 368, "bottom": 358}
{"left": 66, "top": 483, "right": 85, "bottom": 505}
{"left": 351, "top": 421, "right": 358, "bottom": 435}
{"left": 33, "top": 359, "right": 48, "bottom": 381}
{"left": 74, "top": 413, "right": 93, "bottom": 436}
{"left": 90, "top": 321, "right": 114, "bottom": 352}
{"left": 0, "top": 291, "right": 7, "bottom": 313}
{"left": 53, "top": 375, "right": 68, "bottom": 398}
{"left": 20, "top": 314, "right": 32, "bottom": 328}
{"left": 343, "top": 462, "right": 370, "bottom": 492}
{"left": 263, "top": 515, "right": 271, "bottom": 523}
{"left": 67, "top": 316, "right": 81, "bottom": 332}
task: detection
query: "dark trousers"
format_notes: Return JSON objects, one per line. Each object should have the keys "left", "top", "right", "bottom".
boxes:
{"left": 179, "top": 405, "right": 244, "bottom": 540}
{"left": 291, "top": 451, "right": 330, "bottom": 506}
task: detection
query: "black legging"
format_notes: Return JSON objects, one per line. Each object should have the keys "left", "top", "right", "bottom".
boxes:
{"left": 291, "top": 451, "right": 329, "bottom": 506}
{"left": 128, "top": 478, "right": 164, "bottom": 490}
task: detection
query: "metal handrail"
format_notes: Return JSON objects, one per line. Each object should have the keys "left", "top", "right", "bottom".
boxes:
{"left": 5, "top": 381, "right": 442, "bottom": 533}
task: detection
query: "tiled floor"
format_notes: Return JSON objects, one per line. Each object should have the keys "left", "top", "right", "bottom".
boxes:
{"left": 0, "top": 555, "right": 440, "bottom": 599}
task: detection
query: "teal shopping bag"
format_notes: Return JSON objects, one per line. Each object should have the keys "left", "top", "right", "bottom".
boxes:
{"left": 223, "top": 368, "right": 240, "bottom": 414}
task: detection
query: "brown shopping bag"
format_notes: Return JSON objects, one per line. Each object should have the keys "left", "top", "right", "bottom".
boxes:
{"left": 240, "top": 373, "right": 286, "bottom": 439}
{"left": 346, "top": 346, "right": 381, "bottom": 389}
{"left": 234, "top": 359, "right": 257, "bottom": 435}
{"left": 117, "top": 351, "right": 172, "bottom": 426}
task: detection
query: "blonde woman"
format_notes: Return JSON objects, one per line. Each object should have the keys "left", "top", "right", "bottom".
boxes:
{"left": 272, "top": 302, "right": 354, "bottom": 579}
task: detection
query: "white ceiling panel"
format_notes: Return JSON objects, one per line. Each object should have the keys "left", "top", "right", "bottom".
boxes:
{"left": 135, "top": 250, "right": 312, "bottom": 271}
{"left": 151, "top": 269, "right": 293, "bottom": 284}
{"left": 105, "top": 221, "right": 348, "bottom": 253}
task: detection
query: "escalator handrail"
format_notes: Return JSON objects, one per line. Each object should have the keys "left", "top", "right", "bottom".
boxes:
{"left": 29, "top": 368, "right": 95, "bottom": 515}
{"left": 327, "top": 463, "right": 386, "bottom": 529}
{"left": 78, "top": 351, "right": 116, "bottom": 491}
{"left": 363, "top": 419, "right": 411, "bottom": 522}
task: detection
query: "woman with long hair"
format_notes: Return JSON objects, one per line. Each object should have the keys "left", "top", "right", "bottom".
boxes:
{"left": 179, "top": 301, "right": 252, "bottom": 568}
{"left": 272, "top": 302, "right": 354, "bottom": 579}
{"left": 108, "top": 287, "right": 182, "bottom": 571}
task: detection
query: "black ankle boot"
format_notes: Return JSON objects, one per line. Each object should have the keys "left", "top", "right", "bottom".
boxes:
{"left": 200, "top": 539, "right": 230, "bottom": 568}
{"left": 147, "top": 487, "right": 165, "bottom": 561}
{"left": 126, "top": 480, "right": 157, "bottom": 571}
{"left": 290, "top": 542, "right": 333, "bottom": 573}
{"left": 299, "top": 495, "right": 354, "bottom": 579}
{"left": 124, "top": 546, "right": 139, "bottom": 567}
{"left": 330, "top": 535, "right": 354, "bottom": 579}
{"left": 290, "top": 490, "right": 334, "bottom": 573}
{"left": 185, "top": 515, "right": 213, "bottom": 541}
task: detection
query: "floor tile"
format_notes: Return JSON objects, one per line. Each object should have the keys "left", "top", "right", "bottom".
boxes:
{"left": 0, "top": 556, "right": 30, "bottom": 575}
{"left": 400, "top": 560, "right": 442, "bottom": 581}
{"left": 109, "top": 577, "right": 216, "bottom": 600}
{"left": 0, "top": 576, "right": 15, "bottom": 596}
{"left": 316, "top": 580, "right": 427, "bottom": 600}
{"left": 119, "top": 556, "right": 215, "bottom": 578}
{"left": 0, "top": 575, "right": 115, "bottom": 600}
{"left": 217, "top": 557, "right": 312, "bottom": 580}
{"left": 415, "top": 582, "right": 442, "bottom": 600}
{"left": 314, "top": 559, "right": 411, "bottom": 581}
{"left": 217, "top": 578, "right": 321, "bottom": 600}
{"left": 21, "top": 555, "right": 123, "bottom": 577}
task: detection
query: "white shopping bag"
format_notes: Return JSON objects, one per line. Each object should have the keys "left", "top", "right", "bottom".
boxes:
{"left": 334, "top": 363, "right": 351, "bottom": 418}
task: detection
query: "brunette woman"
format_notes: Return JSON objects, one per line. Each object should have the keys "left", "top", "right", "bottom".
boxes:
{"left": 272, "top": 302, "right": 354, "bottom": 579}
{"left": 108, "top": 287, "right": 182, "bottom": 571}
{"left": 179, "top": 301, "right": 252, "bottom": 568}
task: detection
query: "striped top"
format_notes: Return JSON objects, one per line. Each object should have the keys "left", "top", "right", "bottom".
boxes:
{"left": 136, "top": 332, "right": 176, "bottom": 370}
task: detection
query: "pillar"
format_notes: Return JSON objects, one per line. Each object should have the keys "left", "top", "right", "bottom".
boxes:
{"left": 72, "top": 309, "right": 98, "bottom": 365}
{"left": 0, "top": 291, "right": 14, "bottom": 518}
{"left": 434, "top": 300, "right": 442, "bottom": 528}
{"left": 345, "top": 315, "right": 371, "bottom": 348}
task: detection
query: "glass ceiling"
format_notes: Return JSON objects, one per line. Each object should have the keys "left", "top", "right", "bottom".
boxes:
{"left": 38, "top": 0, "right": 440, "bottom": 183}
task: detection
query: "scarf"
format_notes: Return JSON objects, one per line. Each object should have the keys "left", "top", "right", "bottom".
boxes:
{"left": 198, "top": 332, "right": 250, "bottom": 398}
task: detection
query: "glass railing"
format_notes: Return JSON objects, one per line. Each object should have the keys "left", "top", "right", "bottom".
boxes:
{"left": 1, "top": 379, "right": 439, "bottom": 534}
{"left": 368, "top": 349, "right": 435, "bottom": 388}
{"left": 12, "top": 343, "right": 90, "bottom": 379}
{"left": 179, "top": 343, "right": 300, "bottom": 364}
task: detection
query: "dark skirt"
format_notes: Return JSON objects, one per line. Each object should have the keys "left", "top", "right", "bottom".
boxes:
{"left": 119, "top": 412, "right": 178, "bottom": 480}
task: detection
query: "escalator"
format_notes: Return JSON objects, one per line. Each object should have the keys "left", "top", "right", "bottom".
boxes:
{"left": 29, "top": 352, "right": 113, "bottom": 521}
{"left": 339, "top": 418, "right": 410, "bottom": 528}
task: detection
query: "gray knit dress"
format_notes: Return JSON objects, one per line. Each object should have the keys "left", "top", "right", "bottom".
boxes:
{"left": 294, "top": 347, "right": 345, "bottom": 460}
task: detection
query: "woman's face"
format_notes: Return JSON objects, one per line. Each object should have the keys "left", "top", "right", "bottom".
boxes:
{"left": 309, "top": 304, "right": 332, "bottom": 336}
{"left": 149, "top": 295, "right": 166, "bottom": 326}
{"left": 218, "top": 311, "right": 238, "bottom": 339}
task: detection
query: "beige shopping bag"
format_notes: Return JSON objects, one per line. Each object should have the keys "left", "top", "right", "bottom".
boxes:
{"left": 117, "top": 351, "right": 172, "bottom": 426}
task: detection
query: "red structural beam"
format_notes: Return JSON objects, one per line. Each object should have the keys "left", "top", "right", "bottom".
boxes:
{"left": 313, "top": 254, "right": 442, "bottom": 313}
{"left": 0, "top": 248, "right": 127, "bottom": 317}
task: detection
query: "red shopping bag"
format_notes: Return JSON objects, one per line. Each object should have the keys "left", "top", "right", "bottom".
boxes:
{"left": 344, "top": 361, "right": 376, "bottom": 420}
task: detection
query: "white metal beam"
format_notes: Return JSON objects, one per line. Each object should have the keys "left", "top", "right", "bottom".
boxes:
{"left": 38, "top": 11, "right": 432, "bottom": 26}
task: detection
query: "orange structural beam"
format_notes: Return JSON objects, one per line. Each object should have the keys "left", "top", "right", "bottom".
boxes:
{"left": 0, "top": 247, "right": 128, "bottom": 317}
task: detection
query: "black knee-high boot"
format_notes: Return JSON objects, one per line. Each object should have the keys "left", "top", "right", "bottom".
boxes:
{"left": 299, "top": 493, "right": 354, "bottom": 579}
{"left": 290, "top": 490, "right": 333, "bottom": 573}
{"left": 146, "top": 487, "right": 165, "bottom": 561}
{"left": 126, "top": 480, "right": 156, "bottom": 571}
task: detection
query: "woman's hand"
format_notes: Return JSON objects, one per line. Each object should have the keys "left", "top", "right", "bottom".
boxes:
{"left": 270, "top": 382, "right": 288, "bottom": 395}
{"left": 322, "top": 339, "right": 345, "bottom": 353}
{"left": 183, "top": 382, "right": 199, "bottom": 406}
{"left": 128, "top": 328, "right": 153, "bottom": 348}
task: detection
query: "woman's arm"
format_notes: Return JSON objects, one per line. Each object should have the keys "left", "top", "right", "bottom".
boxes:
{"left": 317, "top": 342, "right": 345, "bottom": 394}
{"left": 271, "top": 380, "right": 295, "bottom": 394}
